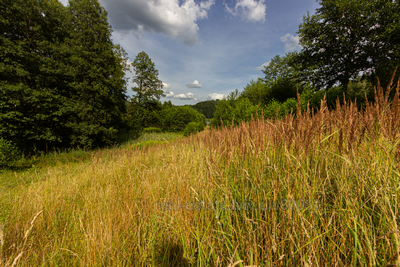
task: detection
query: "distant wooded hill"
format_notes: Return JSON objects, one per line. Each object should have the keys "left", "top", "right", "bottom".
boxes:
{"left": 186, "top": 99, "right": 220, "bottom": 119}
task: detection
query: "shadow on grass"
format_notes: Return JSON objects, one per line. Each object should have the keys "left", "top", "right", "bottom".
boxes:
{"left": 156, "top": 242, "right": 192, "bottom": 267}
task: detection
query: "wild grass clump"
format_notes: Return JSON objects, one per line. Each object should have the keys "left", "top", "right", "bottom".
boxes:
{"left": 1, "top": 75, "right": 400, "bottom": 266}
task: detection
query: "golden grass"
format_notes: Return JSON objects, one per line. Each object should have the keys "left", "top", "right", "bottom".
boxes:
{"left": 1, "top": 75, "right": 400, "bottom": 266}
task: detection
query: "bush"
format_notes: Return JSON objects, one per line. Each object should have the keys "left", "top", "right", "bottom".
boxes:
{"left": 183, "top": 122, "right": 205, "bottom": 137}
{"left": 161, "top": 106, "right": 205, "bottom": 132}
{"left": 0, "top": 138, "right": 20, "bottom": 168}
{"left": 210, "top": 98, "right": 258, "bottom": 128}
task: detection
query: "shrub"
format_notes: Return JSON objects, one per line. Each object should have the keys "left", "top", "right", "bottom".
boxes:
{"left": 183, "top": 122, "right": 205, "bottom": 137}
{"left": 0, "top": 138, "right": 20, "bottom": 168}
{"left": 210, "top": 98, "right": 258, "bottom": 128}
{"left": 161, "top": 106, "right": 205, "bottom": 132}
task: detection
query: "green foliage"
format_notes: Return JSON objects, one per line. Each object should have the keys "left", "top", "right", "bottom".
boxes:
{"left": 131, "top": 51, "right": 165, "bottom": 107}
{"left": 240, "top": 79, "right": 269, "bottom": 106}
{"left": 210, "top": 98, "right": 258, "bottom": 127}
{"left": 263, "top": 98, "right": 298, "bottom": 119}
{"left": 263, "top": 52, "right": 301, "bottom": 83}
{"left": 346, "top": 78, "right": 375, "bottom": 107}
{"left": 267, "top": 76, "right": 299, "bottom": 103}
{"left": 160, "top": 106, "right": 205, "bottom": 132}
{"left": 241, "top": 54, "right": 305, "bottom": 108}
{"left": 127, "top": 99, "right": 205, "bottom": 133}
{"left": 0, "top": 138, "right": 20, "bottom": 168}
{"left": 263, "top": 52, "right": 304, "bottom": 101}
{"left": 127, "top": 51, "right": 166, "bottom": 132}
{"left": 183, "top": 122, "right": 205, "bottom": 137}
{"left": 188, "top": 100, "right": 220, "bottom": 119}
{"left": 210, "top": 99, "right": 234, "bottom": 127}
{"left": 0, "top": 0, "right": 68, "bottom": 151}
{"left": 64, "top": 0, "right": 128, "bottom": 148}
{"left": 297, "top": 0, "right": 400, "bottom": 90}
{"left": 127, "top": 98, "right": 163, "bottom": 130}
{"left": 0, "top": 0, "right": 129, "bottom": 152}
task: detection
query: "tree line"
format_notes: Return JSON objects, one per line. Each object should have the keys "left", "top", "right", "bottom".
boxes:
{"left": 126, "top": 51, "right": 206, "bottom": 135}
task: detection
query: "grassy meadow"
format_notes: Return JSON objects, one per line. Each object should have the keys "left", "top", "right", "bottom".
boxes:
{"left": 1, "top": 83, "right": 400, "bottom": 266}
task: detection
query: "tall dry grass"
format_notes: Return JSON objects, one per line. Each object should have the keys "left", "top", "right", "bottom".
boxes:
{"left": 1, "top": 73, "right": 400, "bottom": 266}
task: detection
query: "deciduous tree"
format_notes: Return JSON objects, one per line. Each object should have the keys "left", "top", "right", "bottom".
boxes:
{"left": 0, "top": 0, "right": 129, "bottom": 152}
{"left": 297, "top": 0, "right": 399, "bottom": 91}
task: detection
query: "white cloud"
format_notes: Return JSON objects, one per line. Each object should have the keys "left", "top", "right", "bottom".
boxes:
{"left": 255, "top": 61, "right": 270, "bottom": 70}
{"left": 126, "top": 58, "right": 133, "bottom": 66}
{"left": 163, "top": 83, "right": 172, "bottom": 92}
{"left": 165, "top": 91, "right": 175, "bottom": 98}
{"left": 207, "top": 93, "right": 227, "bottom": 100}
{"left": 280, "top": 33, "right": 302, "bottom": 51}
{"left": 102, "top": 0, "right": 215, "bottom": 45}
{"left": 225, "top": 0, "right": 266, "bottom": 22}
{"left": 174, "top": 92, "right": 199, "bottom": 101}
{"left": 186, "top": 80, "right": 203, "bottom": 88}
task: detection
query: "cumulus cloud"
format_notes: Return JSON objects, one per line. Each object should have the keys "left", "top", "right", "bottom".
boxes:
{"left": 173, "top": 92, "right": 199, "bottom": 101}
{"left": 165, "top": 91, "right": 175, "bottom": 98}
{"left": 225, "top": 0, "right": 266, "bottom": 22}
{"left": 280, "top": 33, "right": 302, "bottom": 51}
{"left": 255, "top": 61, "right": 270, "bottom": 71}
{"left": 101, "top": 0, "right": 215, "bottom": 45}
{"left": 186, "top": 80, "right": 203, "bottom": 88}
{"left": 163, "top": 83, "right": 172, "bottom": 92}
{"left": 207, "top": 93, "right": 227, "bottom": 100}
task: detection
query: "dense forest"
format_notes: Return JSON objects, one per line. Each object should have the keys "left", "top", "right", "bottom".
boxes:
{"left": 0, "top": 0, "right": 129, "bottom": 153}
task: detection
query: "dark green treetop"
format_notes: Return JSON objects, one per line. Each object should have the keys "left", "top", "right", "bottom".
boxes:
{"left": 131, "top": 51, "right": 165, "bottom": 108}
{"left": 297, "top": 0, "right": 399, "bottom": 91}
{"left": 0, "top": 0, "right": 129, "bottom": 152}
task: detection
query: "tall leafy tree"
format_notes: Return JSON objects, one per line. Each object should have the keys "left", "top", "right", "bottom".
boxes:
{"left": 370, "top": 0, "right": 400, "bottom": 86}
{"left": 64, "top": 0, "right": 129, "bottom": 148}
{"left": 0, "top": 0, "right": 69, "bottom": 152}
{"left": 297, "top": 0, "right": 399, "bottom": 91}
{"left": 262, "top": 52, "right": 304, "bottom": 102}
{"left": 240, "top": 79, "right": 269, "bottom": 106}
{"left": 0, "top": 0, "right": 129, "bottom": 152}
{"left": 131, "top": 51, "right": 165, "bottom": 108}
{"left": 263, "top": 52, "right": 301, "bottom": 83}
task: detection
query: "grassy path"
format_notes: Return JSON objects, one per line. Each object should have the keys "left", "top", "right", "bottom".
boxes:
{"left": 0, "top": 132, "right": 183, "bottom": 224}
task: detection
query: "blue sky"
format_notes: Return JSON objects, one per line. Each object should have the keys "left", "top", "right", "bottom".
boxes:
{"left": 60, "top": 0, "right": 320, "bottom": 104}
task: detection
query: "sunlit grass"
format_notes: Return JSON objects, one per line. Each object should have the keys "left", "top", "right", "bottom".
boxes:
{"left": 124, "top": 132, "right": 183, "bottom": 146}
{"left": 1, "top": 81, "right": 400, "bottom": 266}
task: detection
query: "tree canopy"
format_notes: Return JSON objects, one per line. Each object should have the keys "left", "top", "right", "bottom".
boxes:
{"left": 0, "top": 0, "right": 129, "bottom": 152}
{"left": 131, "top": 51, "right": 165, "bottom": 108}
{"left": 188, "top": 100, "right": 220, "bottom": 119}
{"left": 297, "top": 0, "right": 400, "bottom": 90}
